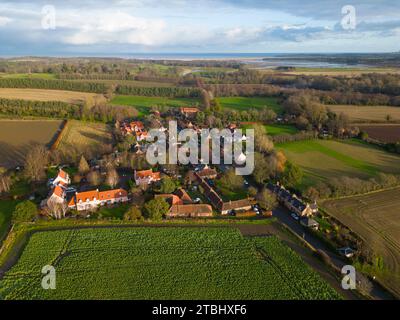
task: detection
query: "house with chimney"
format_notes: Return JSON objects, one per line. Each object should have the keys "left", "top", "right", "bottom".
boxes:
{"left": 52, "top": 169, "right": 71, "bottom": 187}
{"left": 134, "top": 169, "right": 161, "bottom": 185}
{"left": 155, "top": 188, "right": 213, "bottom": 217}
{"left": 68, "top": 189, "right": 128, "bottom": 211}
{"left": 194, "top": 172, "right": 253, "bottom": 215}
{"left": 267, "top": 183, "right": 314, "bottom": 217}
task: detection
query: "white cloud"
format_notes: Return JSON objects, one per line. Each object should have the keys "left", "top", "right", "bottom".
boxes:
{"left": 0, "top": 16, "right": 12, "bottom": 26}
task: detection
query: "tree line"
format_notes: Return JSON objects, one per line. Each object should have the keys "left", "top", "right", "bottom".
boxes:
{"left": 0, "top": 78, "right": 108, "bottom": 94}
{"left": 115, "top": 85, "right": 201, "bottom": 98}
{"left": 0, "top": 98, "right": 138, "bottom": 123}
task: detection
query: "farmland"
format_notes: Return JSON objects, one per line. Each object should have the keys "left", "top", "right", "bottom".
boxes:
{"left": 277, "top": 139, "right": 400, "bottom": 188}
{"left": 0, "top": 120, "right": 62, "bottom": 168}
{"left": 57, "top": 120, "right": 112, "bottom": 157}
{"left": 0, "top": 88, "right": 101, "bottom": 105}
{"left": 326, "top": 105, "right": 400, "bottom": 123}
{"left": 0, "top": 73, "right": 56, "bottom": 80}
{"left": 0, "top": 227, "right": 340, "bottom": 300}
{"left": 111, "top": 95, "right": 200, "bottom": 116}
{"left": 322, "top": 187, "right": 400, "bottom": 296}
{"left": 264, "top": 124, "right": 299, "bottom": 136}
{"left": 358, "top": 125, "right": 400, "bottom": 143}
{"left": 217, "top": 97, "right": 282, "bottom": 114}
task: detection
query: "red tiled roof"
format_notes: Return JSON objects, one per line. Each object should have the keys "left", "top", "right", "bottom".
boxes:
{"left": 175, "top": 189, "right": 192, "bottom": 204}
{"left": 169, "top": 204, "right": 213, "bottom": 216}
{"left": 58, "top": 169, "right": 68, "bottom": 180}
{"left": 68, "top": 189, "right": 127, "bottom": 207}
{"left": 52, "top": 185, "right": 64, "bottom": 198}
{"left": 155, "top": 194, "right": 183, "bottom": 206}
{"left": 180, "top": 107, "right": 199, "bottom": 113}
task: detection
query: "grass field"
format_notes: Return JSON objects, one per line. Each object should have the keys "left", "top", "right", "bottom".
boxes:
{"left": 57, "top": 120, "right": 112, "bottom": 156}
{"left": 265, "top": 124, "right": 299, "bottom": 136}
{"left": 0, "top": 88, "right": 100, "bottom": 104}
{"left": 0, "top": 200, "right": 18, "bottom": 242}
{"left": 0, "top": 120, "right": 62, "bottom": 168}
{"left": 322, "top": 187, "right": 400, "bottom": 297}
{"left": 326, "top": 105, "right": 400, "bottom": 123}
{"left": 0, "top": 227, "right": 340, "bottom": 300}
{"left": 111, "top": 95, "right": 200, "bottom": 116}
{"left": 217, "top": 97, "right": 282, "bottom": 114}
{"left": 277, "top": 139, "right": 400, "bottom": 188}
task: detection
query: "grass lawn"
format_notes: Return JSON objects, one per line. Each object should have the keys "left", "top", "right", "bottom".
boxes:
{"left": 277, "top": 139, "right": 400, "bottom": 189}
{"left": 111, "top": 95, "right": 200, "bottom": 117}
{"left": 217, "top": 97, "right": 282, "bottom": 114}
{"left": 97, "top": 204, "right": 130, "bottom": 220}
{"left": 0, "top": 227, "right": 340, "bottom": 299}
{"left": 0, "top": 200, "right": 18, "bottom": 241}
{"left": 215, "top": 180, "right": 249, "bottom": 202}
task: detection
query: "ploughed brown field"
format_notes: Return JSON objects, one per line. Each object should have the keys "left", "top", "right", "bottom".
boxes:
{"left": 358, "top": 125, "right": 400, "bottom": 143}
{"left": 326, "top": 105, "right": 400, "bottom": 123}
{"left": 0, "top": 120, "right": 62, "bottom": 168}
{"left": 322, "top": 187, "right": 400, "bottom": 297}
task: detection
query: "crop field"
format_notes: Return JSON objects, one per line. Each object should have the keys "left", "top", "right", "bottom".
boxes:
{"left": 358, "top": 125, "right": 400, "bottom": 143}
{"left": 111, "top": 95, "right": 200, "bottom": 116}
{"left": 0, "top": 88, "right": 100, "bottom": 105}
{"left": 0, "top": 227, "right": 340, "bottom": 300}
{"left": 326, "top": 105, "right": 400, "bottom": 123}
{"left": 0, "top": 73, "right": 56, "bottom": 80}
{"left": 322, "top": 187, "right": 400, "bottom": 296}
{"left": 57, "top": 120, "right": 112, "bottom": 156}
{"left": 277, "top": 139, "right": 400, "bottom": 188}
{"left": 0, "top": 120, "right": 62, "bottom": 168}
{"left": 217, "top": 97, "right": 282, "bottom": 114}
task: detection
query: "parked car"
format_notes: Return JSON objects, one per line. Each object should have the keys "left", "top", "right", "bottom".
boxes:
{"left": 291, "top": 213, "right": 300, "bottom": 221}
{"left": 193, "top": 198, "right": 201, "bottom": 204}
{"left": 338, "top": 247, "right": 355, "bottom": 258}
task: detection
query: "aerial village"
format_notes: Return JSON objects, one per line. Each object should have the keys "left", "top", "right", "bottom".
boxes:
{"left": 42, "top": 106, "right": 319, "bottom": 227}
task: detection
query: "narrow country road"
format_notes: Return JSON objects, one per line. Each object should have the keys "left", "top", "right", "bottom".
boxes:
{"left": 273, "top": 206, "right": 395, "bottom": 300}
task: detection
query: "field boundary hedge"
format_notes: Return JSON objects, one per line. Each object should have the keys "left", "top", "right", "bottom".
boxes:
{"left": 49, "top": 120, "right": 69, "bottom": 151}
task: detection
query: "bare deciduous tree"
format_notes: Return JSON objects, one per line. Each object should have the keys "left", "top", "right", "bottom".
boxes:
{"left": 45, "top": 199, "right": 68, "bottom": 220}
{"left": 24, "top": 145, "right": 49, "bottom": 182}
{"left": 106, "top": 168, "right": 119, "bottom": 188}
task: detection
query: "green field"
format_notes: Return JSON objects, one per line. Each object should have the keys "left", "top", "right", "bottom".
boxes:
{"left": 111, "top": 95, "right": 200, "bottom": 116}
{"left": 0, "top": 200, "right": 18, "bottom": 242}
{"left": 0, "top": 227, "right": 340, "bottom": 300}
{"left": 0, "top": 73, "right": 56, "bottom": 79}
{"left": 265, "top": 124, "right": 299, "bottom": 136}
{"left": 277, "top": 139, "right": 400, "bottom": 188}
{"left": 217, "top": 97, "right": 282, "bottom": 113}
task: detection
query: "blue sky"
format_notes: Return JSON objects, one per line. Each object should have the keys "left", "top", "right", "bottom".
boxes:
{"left": 0, "top": 0, "right": 399, "bottom": 55}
